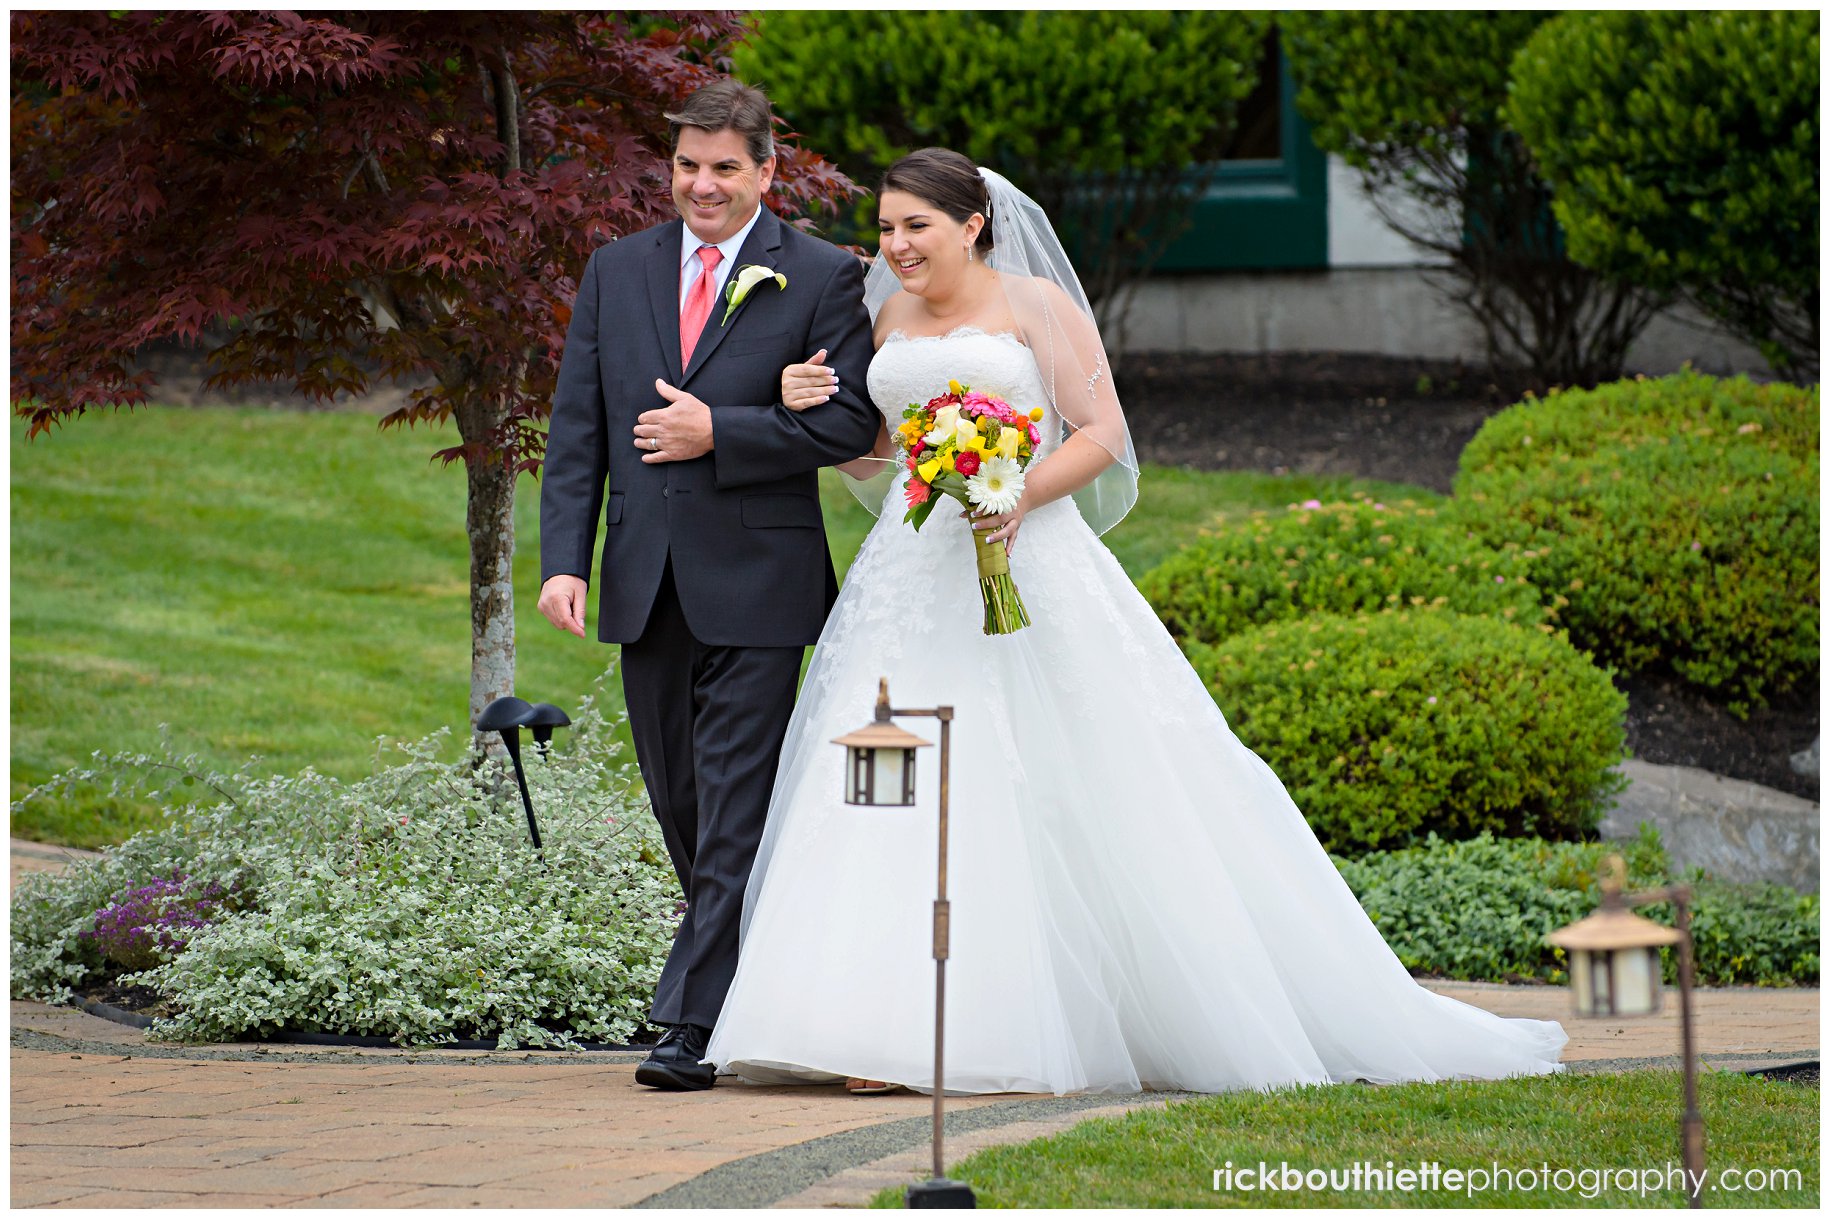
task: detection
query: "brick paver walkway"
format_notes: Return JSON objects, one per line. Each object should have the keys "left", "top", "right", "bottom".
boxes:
{"left": 9, "top": 841, "right": 1819, "bottom": 1208}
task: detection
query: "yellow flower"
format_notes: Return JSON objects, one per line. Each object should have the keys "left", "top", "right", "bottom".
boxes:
{"left": 948, "top": 379, "right": 964, "bottom": 396}
{"left": 995, "top": 427, "right": 1021, "bottom": 459}
{"left": 917, "top": 456, "right": 942, "bottom": 483}
{"left": 1028, "top": 407, "right": 1044, "bottom": 421}
{"left": 940, "top": 451, "right": 956, "bottom": 472}
{"left": 967, "top": 435, "right": 990, "bottom": 456}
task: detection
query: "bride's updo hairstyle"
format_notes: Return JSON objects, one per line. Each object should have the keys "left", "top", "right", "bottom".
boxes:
{"left": 855, "top": 159, "right": 1141, "bottom": 535}
{"left": 881, "top": 148, "right": 994, "bottom": 258}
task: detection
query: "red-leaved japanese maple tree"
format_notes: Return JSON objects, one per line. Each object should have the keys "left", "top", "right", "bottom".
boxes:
{"left": 12, "top": 10, "right": 854, "bottom": 731}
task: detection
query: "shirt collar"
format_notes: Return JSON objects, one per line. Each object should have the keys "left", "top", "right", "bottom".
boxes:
{"left": 680, "top": 205, "right": 764, "bottom": 271}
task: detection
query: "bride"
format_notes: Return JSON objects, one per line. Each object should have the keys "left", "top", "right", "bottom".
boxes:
{"left": 703, "top": 148, "right": 1567, "bottom": 1095}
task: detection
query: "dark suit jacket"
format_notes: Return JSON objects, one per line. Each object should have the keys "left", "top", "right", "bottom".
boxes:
{"left": 540, "top": 208, "right": 881, "bottom": 646}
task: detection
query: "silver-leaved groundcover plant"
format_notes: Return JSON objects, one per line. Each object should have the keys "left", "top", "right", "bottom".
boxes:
{"left": 10, "top": 681, "right": 680, "bottom": 1049}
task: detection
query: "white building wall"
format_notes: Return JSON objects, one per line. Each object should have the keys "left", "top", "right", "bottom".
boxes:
{"left": 1326, "top": 153, "right": 1452, "bottom": 268}
{"left": 1122, "top": 155, "right": 1770, "bottom": 377}
{"left": 1121, "top": 272, "right": 1764, "bottom": 377}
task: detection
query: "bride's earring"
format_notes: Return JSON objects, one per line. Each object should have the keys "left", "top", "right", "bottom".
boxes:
{"left": 966, "top": 241, "right": 975, "bottom": 264}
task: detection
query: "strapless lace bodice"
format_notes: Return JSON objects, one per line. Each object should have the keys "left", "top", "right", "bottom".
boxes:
{"left": 866, "top": 327, "right": 1062, "bottom": 460}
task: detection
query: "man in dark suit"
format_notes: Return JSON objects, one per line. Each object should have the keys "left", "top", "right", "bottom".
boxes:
{"left": 537, "top": 80, "right": 879, "bottom": 1091}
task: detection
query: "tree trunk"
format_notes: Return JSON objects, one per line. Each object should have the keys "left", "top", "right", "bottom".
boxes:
{"left": 459, "top": 55, "right": 526, "bottom": 748}
{"left": 449, "top": 366, "right": 519, "bottom": 745}
{"left": 465, "top": 445, "right": 517, "bottom": 733}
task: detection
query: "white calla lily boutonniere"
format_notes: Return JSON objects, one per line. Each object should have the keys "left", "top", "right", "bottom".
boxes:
{"left": 721, "top": 264, "right": 787, "bottom": 326}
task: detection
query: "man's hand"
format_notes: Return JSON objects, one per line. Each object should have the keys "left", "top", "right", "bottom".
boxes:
{"left": 537, "top": 574, "right": 589, "bottom": 639}
{"left": 635, "top": 380, "right": 714, "bottom": 463}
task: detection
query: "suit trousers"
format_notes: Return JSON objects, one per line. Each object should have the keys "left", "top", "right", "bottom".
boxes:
{"left": 620, "top": 558, "right": 804, "bottom": 1029}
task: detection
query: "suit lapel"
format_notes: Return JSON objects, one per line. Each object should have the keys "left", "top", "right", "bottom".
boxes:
{"left": 682, "top": 208, "right": 783, "bottom": 387}
{"left": 647, "top": 220, "right": 685, "bottom": 383}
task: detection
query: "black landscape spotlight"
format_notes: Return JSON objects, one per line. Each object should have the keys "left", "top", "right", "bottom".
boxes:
{"left": 525, "top": 702, "right": 572, "bottom": 755}
{"left": 476, "top": 695, "right": 565, "bottom": 850}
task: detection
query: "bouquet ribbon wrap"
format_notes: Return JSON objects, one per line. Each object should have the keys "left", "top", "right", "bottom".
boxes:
{"left": 973, "top": 526, "right": 1031, "bottom": 635}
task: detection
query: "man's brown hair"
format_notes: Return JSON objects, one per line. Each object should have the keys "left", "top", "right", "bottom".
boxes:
{"left": 664, "top": 79, "right": 775, "bottom": 165}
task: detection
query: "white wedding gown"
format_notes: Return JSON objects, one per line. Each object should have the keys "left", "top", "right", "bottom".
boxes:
{"left": 704, "top": 328, "right": 1567, "bottom": 1094}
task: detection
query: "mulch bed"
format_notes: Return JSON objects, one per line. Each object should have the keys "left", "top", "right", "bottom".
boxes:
{"left": 1121, "top": 349, "right": 1532, "bottom": 494}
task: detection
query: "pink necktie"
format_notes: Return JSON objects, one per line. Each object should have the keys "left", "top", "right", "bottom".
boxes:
{"left": 679, "top": 245, "right": 724, "bottom": 367}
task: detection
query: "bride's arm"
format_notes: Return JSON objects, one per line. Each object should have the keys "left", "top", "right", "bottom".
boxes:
{"left": 834, "top": 421, "right": 893, "bottom": 481}
{"left": 975, "top": 279, "right": 1129, "bottom": 551}
{"left": 969, "top": 431, "right": 1115, "bottom": 549}
{"left": 1009, "top": 432, "right": 1115, "bottom": 510}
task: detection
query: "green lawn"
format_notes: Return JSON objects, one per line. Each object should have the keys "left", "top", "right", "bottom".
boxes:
{"left": 871, "top": 1069, "right": 1818, "bottom": 1208}
{"left": 11, "top": 406, "right": 1430, "bottom": 846}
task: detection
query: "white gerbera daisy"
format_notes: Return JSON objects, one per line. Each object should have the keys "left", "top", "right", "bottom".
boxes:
{"left": 966, "top": 456, "right": 1025, "bottom": 514}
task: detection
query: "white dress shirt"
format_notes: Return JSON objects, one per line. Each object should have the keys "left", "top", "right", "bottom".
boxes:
{"left": 679, "top": 205, "right": 764, "bottom": 309}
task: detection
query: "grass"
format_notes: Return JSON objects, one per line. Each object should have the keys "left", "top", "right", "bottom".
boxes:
{"left": 869, "top": 1069, "right": 1818, "bottom": 1208}
{"left": 11, "top": 406, "right": 1430, "bottom": 846}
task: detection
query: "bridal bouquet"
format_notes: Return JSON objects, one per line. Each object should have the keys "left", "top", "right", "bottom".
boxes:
{"left": 894, "top": 380, "right": 1043, "bottom": 634}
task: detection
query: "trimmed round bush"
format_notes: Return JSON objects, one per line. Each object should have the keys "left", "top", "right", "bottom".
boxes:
{"left": 1189, "top": 611, "right": 1628, "bottom": 854}
{"left": 1140, "top": 497, "right": 1552, "bottom": 647}
{"left": 1454, "top": 371, "right": 1819, "bottom": 713}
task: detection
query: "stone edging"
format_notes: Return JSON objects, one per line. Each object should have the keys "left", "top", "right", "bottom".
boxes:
{"left": 633, "top": 1091, "right": 1192, "bottom": 1209}
{"left": 67, "top": 996, "right": 647, "bottom": 1053}
{"left": 11, "top": 1025, "right": 647, "bottom": 1067}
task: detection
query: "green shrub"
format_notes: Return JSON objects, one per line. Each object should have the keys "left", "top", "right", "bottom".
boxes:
{"left": 1683, "top": 877, "right": 1823, "bottom": 988}
{"left": 1506, "top": 11, "right": 1819, "bottom": 378}
{"left": 1454, "top": 371, "right": 1820, "bottom": 713}
{"left": 1189, "top": 612, "right": 1627, "bottom": 853}
{"left": 1333, "top": 829, "right": 1820, "bottom": 987}
{"left": 1279, "top": 10, "right": 1658, "bottom": 387}
{"left": 735, "top": 11, "right": 1267, "bottom": 314}
{"left": 10, "top": 690, "right": 680, "bottom": 1048}
{"left": 1139, "top": 496, "right": 1551, "bottom": 647}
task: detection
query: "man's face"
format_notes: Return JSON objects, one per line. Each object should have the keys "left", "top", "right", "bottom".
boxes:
{"left": 672, "top": 126, "right": 775, "bottom": 246}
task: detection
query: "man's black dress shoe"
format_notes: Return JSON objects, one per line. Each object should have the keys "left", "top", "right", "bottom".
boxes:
{"left": 634, "top": 1023, "right": 715, "bottom": 1091}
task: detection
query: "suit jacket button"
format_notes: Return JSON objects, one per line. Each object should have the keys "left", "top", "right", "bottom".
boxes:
{"left": 662, "top": 488, "right": 670, "bottom": 498}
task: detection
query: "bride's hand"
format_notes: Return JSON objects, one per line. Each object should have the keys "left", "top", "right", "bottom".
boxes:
{"left": 781, "top": 348, "right": 839, "bottom": 412}
{"left": 965, "top": 499, "right": 1027, "bottom": 555}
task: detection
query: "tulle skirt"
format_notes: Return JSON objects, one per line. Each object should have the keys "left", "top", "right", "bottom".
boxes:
{"left": 705, "top": 494, "right": 1566, "bottom": 1094}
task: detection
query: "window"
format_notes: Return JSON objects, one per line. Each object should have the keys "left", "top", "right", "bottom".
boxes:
{"left": 1155, "top": 31, "right": 1327, "bottom": 272}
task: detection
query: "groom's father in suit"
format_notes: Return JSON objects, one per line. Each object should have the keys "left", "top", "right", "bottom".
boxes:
{"left": 538, "top": 80, "right": 878, "bottom": 1090}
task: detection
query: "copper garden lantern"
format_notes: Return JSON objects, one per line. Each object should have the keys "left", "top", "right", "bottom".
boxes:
{"left": 833, "top": 678, "right": 973, "bottom": 1209}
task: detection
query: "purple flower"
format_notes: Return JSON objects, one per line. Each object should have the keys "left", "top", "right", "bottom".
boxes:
{"left": 1495, "top": 575, "right": 1505, "bottom": 583}
{"left": 1690, "top": 541, "right": 1702, "bottom": 551}
{"left": 1427, "top": 696, "right": 1438, "bottom": 705}
{"left": 1299, "top": 499, "right": 1322, "bottom": 509}
{"left": 82, "top": 873, "right": 230, "bottom": 973}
